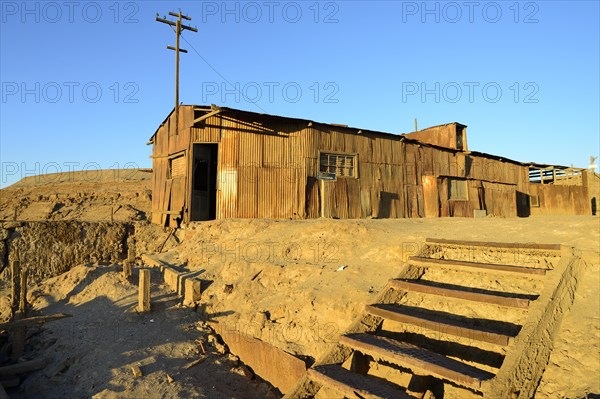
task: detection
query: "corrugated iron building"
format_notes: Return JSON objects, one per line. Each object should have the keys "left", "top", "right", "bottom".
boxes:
{"left": 148, "top": 105, "right": 591, "bottom": 226}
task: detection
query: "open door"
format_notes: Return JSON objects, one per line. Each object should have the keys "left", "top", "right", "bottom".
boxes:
{"left": 190, "top": 144, "right": 218, "bottom": 221}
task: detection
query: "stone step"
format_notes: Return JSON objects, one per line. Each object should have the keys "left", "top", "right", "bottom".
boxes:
{"left": 308, "top": 364, "right": 415, "bottom": 399}
{"left": 408, "top": 256, "right": 547, "bottom": 277}
{"left": 366, "top": 304, "right": 519, "bottom": 346}
{"left": 390, "top": 279, "right": 535, "bottom": 309}
{"left": 340, "top": 333, "right": 495, "bottom": 392}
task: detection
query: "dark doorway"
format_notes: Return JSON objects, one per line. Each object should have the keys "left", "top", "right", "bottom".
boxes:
{"left": 191, "top": 144, "right": 218, "bottom": 221}
{"left": 516, "top": 191, "right": 531, "bottom": 217}
{"left": 592, "top": 197, "right": 597, "bottom": 216}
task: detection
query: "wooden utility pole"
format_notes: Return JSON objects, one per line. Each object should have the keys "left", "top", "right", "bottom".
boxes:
{"left": 156, "top": 11, "right": 198, "bottom": 136}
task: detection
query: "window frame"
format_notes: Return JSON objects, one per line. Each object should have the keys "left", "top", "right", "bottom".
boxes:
{"left": 318, "top": 151, "right": 359, "bottom": 179}
{"left": 447, "top": 178, "right": 468, "bottom": 201}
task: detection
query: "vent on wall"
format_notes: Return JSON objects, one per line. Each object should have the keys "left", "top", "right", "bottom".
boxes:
{"left": 530, "top": 195, "right": 541, "bottom": 207}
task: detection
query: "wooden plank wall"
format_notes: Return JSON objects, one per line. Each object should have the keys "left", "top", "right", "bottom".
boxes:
{"left": 151, "top": 106, "right": 193, "bottom": 226}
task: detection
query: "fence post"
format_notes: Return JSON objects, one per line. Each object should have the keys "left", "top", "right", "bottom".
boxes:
{"left": 138, "top": 269, "right": 151, "bottom": 312}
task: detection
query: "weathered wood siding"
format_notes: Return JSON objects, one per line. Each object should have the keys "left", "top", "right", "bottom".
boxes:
{"left": 151, "top": 106, "right": 194, "bottom": 226}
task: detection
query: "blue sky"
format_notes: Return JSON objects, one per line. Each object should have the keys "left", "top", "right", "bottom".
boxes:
{"left": 1, "top": 0, "right": 599, "bottom": 187}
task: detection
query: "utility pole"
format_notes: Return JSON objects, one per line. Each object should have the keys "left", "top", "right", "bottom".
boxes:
{"left": 156, "top": 11, "right": 197, "bottom": 135}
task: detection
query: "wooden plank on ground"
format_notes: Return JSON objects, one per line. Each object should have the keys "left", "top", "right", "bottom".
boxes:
{"left": 425, "top": 238, "right": 561, "bottom": 251}
{"left": 408, "top": 256, "right": 547, "bottom": 276}
{"left": 366, "top": 304, "right": 517, "bottom": 346}
{"left": 0, "top": 358, "right": 46, "bottom": 376}
{"left": 0, "top": 313, "right": 72, "bottom": 331}
{"left": 308, "top": 364, "right": 414, "bottom": 399}
{"left": 340, "top": 334, "right": 494, "bottom": 391}
{"left": 389, "top": 279, "right": 533, "bottom": 308}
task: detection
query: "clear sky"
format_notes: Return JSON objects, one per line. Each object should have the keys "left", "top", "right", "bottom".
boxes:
{"left": 1, "top": 0, "right": 599, "bottom": 188}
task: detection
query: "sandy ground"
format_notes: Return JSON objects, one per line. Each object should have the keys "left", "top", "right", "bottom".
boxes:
{"left": 5, "top": 264, "right": 276, "bottom": 399}
{"left": 151, "top": 216, "right": 599, "bottom": 398}
{"left": 534, "top": 255, "right": 600, "bottom": 399}
{"left": 0, "top": 172, "right": 598, "bottom": 398}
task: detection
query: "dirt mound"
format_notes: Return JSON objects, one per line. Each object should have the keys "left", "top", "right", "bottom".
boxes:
{"left": 0, "top": 169, "right": 152, "bottom": 222}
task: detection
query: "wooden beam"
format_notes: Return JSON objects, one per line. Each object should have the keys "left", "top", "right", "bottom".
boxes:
{"left": 18, "top": 269, "right": 27, "bottom": 316}
{"left": 122, "top": 261, "right": 132, "bottom": 279}
{"left": 10, "top": 261, "right": 20, "bottom": 317}
{"left": 424, "top": 238, "right": 561, "bottom": 251}
{"left": 151, "top": 209, "right": 181, "bottom": 215}
{"left": 193, "top": 109, "right": 221, "bottom": 124}
{"left": 389, "top": 279, "right": 533, "bottom": 309}
{"left": 0, "top": 358, "right": 46, "bottom": 376}
{"left": 409, "top": 256, "right": 547, "bottom": 276}
{"left": 0, "top": 313, "right": 72, "bottom": 331}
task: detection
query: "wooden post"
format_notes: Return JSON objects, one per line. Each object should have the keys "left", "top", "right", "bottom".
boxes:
{"left": 122, "top": 260, "right": 132, "bottom": 279}
{"left": 19, "top": 269, "right": 27, "bottom": 315}
{"left": 10, "top": 266, "right": 27, "bottom": 363}
{"left": 138, "top": 269, "right": 151, "bottom": 312}
{"left": 10, "top": 326, "right": 26, "bottom": 363}
{"left": 10, "top": 261, "right": 21, "bottom": 317}
{"left": 320, "top": 179, "right": 326, "bottom": 218}
{"left": 110, "top": 207, "right": 114, "bottom": 222}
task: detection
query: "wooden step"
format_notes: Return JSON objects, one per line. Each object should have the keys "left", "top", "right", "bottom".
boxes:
{"left": 340, "top": 333, "right": 494, "bottom": 391}
{"left": 366, "top": 304, "right": 519, "bottom": 346}
{"left": 390, "top": 279, "right": 534, "bottom": 309}
{"left": 308, "top": 364, "right": 415, "bottom": 399}
{"left": 425, "top": 238, "right": 562, "bottom": 252}
{"left": 408, "top": 256, "right": 547, "bottom": 276}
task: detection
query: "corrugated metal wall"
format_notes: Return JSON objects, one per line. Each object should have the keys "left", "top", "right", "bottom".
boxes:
{"left": 151, "top": 107, "right": 555, "bottom": 223}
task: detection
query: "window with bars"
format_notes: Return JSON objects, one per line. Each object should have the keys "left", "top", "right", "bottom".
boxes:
{"left": 319, "top": 153, "right": 357, "bottom": 178}
{"left": 448, "top": 178, "right": 468, "bottom": 200}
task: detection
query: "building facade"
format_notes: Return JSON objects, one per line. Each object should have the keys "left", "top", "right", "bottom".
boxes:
{"left": 148, "top": 105, "right": 591, "bottom": 226}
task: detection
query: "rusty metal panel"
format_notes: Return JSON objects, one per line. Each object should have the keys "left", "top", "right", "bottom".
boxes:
{"left": 239, "top": 132, "right": 263, "bottom": 168}
{"left": 263, "top": 134, "right": 289, "bottom": 167}
{"left": 220, "top": 129, "right": 239, "bottom": 169}
{"left": 422, "top": 175, "right": 438, "bottom": 218}
{"left": 529, "top": 184, "right": 590, "bottom": 216}
{"left": 237, "top": 165, "right": 258, "bottom": 218}
{"left": 218, "top": 169, "right": 238, "bottom": 219}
